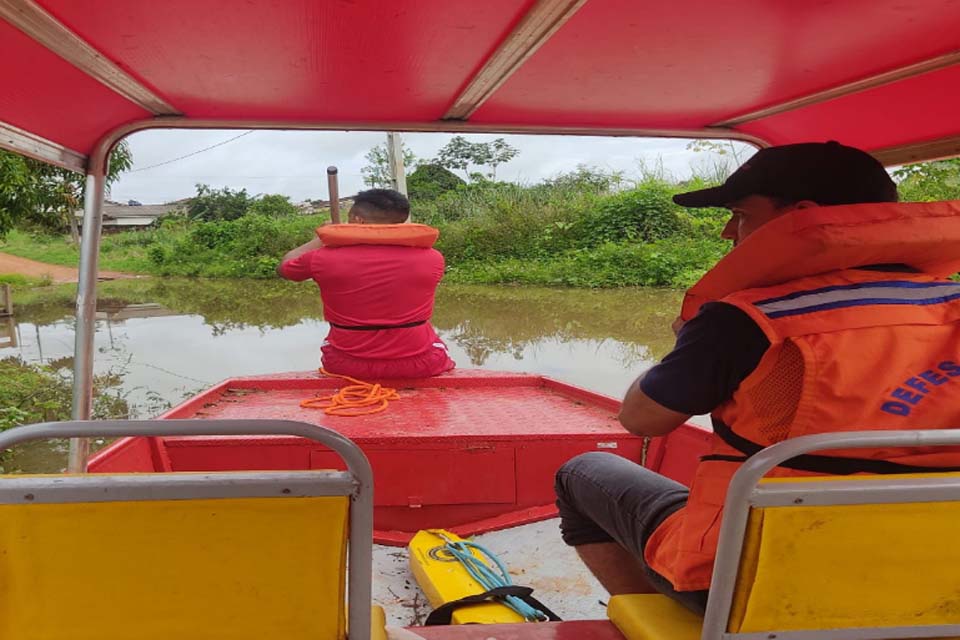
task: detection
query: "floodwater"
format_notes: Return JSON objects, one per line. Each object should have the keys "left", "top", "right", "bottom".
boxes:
{"left": 0, "top": 278, "right": 683, "bottom": 472}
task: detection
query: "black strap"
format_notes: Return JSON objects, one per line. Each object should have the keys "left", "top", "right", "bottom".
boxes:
{"left": 710, "top": 417, "right": 960, "bottom": 475}
{"left": 424, "top": 585, "right": 562, "bottom": 626}
{"left": 328, "top": 319, "right": 426, "bottom": 331}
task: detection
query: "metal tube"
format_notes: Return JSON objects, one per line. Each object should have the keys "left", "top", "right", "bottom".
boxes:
{"left": 68, "top": 171, "right": 107, "bottom": 473}
{"left": 327, "top": 166, "right": 340, "bottom": 223}
{"left": 87, "top": 119, "right": 771, "bottom": 178}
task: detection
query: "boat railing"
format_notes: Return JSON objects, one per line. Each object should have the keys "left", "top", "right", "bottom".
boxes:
{"left": 0, "top": 419, "right": 374, "bottom": 640}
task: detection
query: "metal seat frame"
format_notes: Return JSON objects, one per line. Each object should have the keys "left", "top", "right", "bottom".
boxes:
{"left": 0, "top": 419, "right": 374, "bottom": 640}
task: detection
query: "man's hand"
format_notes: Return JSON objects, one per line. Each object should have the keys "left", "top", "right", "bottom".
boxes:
{"left": 618, "top": 373, "right": 691, "bottom": 437}
{"left": 671, "top": 316, "right": 685, "bottom": 337}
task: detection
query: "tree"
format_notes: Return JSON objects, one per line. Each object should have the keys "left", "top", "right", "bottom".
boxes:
{"left": 485, "top": 138, "right": 519, "bottom": 180}
{"left": 361, "top": 142, "right": 417, "bottom": 188}
{"left": 434, "top": 136, "right": 520, "bottom": 180}
{"left": 0, "top": 152, "right": 37, "bottom": 238}
{"left": 407, "top": 164, "right": 465, "bottom": 201}
{"left": 0, "top": 141, "right": 133, "bottom": 239}
{"left": 248, "top": 194, "right": 298, "bottom": 217}
{"left": 893, "top": 158, "right": 960, "bottom": 202}
{"left": 186, "top": 184, "right": 254, "bottom": 221}
{"left": 686, "top": 139, "right": 750, "bottom": 181}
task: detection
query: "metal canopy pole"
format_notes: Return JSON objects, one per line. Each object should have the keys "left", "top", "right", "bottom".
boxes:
{"left": 68, "top": 169, "right": 107, "bottom": 473}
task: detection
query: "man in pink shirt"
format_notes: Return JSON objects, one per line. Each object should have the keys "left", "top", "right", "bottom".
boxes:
{"left": 278, "top": 189, "right": 455, "bottom": 379}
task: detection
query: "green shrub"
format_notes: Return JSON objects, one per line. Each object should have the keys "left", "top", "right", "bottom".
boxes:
{"left": 579, "top": 179, "right": 689, "bottom": 245}
{"left": 148, "top": 213, "right": 325, "bottom": 277}
{"left": 408, "top": 164, "right": 465, "bottom": 202}
{"left": 446, "top": 236, "right": 729, "bottom": 289}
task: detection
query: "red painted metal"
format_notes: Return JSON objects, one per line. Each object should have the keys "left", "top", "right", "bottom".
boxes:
{"left": 0, "top": 19, "right": 148, "bottom": 152}
{"left": 89, "top": 369, "right": 711, "bottom": 545}
{"left": 86, "top": 435, "right": 163, "bottom": 473}
{"left": 740, "top": 63, "right": 960, "bottom": 151}
{"left": 3, "top": 1, "right": 960, "bottom": 158}
{"left": 37, "top": 0, "right": 534, "bottom": 123}
{"left": 653, "top": 424, "right": 714, "bottom": 488}
{"left": 473, "top": 0, "right": 960, "bottom": 138}
{"left": 410, "top": 621, "right": 626, "bottom": 640}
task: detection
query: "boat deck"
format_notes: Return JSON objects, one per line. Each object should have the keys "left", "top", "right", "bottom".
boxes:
{"left": 409, "top": 621, "right": 625, "bottom": 639}
{"left": 169, "top": 369, "right": 625, "bottom": 440}
{"left": 88, "top": 369, "right": 709, "bottom": 544}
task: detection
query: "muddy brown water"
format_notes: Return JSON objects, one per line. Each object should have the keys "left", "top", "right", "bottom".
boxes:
{"left": 0, "top": 278, "right": 684, "bottom": 472}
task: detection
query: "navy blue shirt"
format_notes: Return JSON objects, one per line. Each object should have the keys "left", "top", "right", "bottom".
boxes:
{"left": 640, "top": 302, "right": 769, "bottom": 415}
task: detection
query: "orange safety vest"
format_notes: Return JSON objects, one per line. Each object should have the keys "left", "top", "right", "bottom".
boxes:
{"left": 316, "top": 223, "right": 439, "bottom": 248}
{"left": 644, "top": 201, "right": 960, "bottom": 592}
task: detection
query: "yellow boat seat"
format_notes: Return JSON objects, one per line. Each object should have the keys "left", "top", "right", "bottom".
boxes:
{"left": 0, "top": 419, "right": 379, "bottom": 640}
{"left": 608, "top": 431, "right": 960, "bottom": 640}
{"left": 608, "top": 593, "right": 702, "bottom": 640}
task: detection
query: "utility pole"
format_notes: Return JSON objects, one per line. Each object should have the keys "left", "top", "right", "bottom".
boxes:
{"left": 386, "top": 132, "right": 408, "bottom": 196}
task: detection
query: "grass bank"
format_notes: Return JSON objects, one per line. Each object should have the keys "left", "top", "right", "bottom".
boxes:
{"left": 2, "top": 172, "right": 731, "bottom": 288}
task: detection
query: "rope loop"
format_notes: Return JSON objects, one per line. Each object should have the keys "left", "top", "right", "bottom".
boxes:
{"left": 300, "top": 368, "right": 400, "bottom": 416}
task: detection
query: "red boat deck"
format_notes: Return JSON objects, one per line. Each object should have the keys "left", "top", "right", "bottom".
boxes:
{"left": 90, "top": 369, "right": 711, "bottom": 544}
{"left": 410, "top": 621, "right": 626, "bottom": 640}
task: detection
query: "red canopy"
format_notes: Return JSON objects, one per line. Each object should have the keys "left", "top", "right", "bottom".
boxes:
{"left": 3, "top": 0, "right": 960, "bottom": 172}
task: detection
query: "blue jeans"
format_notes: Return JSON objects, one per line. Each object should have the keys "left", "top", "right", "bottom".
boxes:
{"left": 555, "top": 451, "right": 709, "bottom": 614}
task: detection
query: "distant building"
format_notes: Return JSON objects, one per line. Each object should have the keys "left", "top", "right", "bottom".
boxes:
{"left": 299, "top": 197, "right": 354, "bottom": 215}
{"left": 75, "top": 201, "right": 182, "bottom": 231}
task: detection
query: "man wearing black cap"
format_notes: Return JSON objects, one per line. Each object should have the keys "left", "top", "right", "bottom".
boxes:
{"left": 554, "top": 141, "right": 914, "bottom": 612}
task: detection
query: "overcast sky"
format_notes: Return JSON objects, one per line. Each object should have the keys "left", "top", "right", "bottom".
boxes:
{"left": 109, "top": 130, "right": 751, "bottom": 205}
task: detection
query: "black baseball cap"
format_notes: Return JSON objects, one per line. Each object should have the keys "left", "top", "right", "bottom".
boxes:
{"left": 673, "top": 141, "right": 898, "bottom": 208}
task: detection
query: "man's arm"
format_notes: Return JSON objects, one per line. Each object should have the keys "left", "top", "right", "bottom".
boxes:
{"left": 619, "top": 302, "right": 772, "bottom": 438}
{"left": 276, "top": 237, "right": 323, "bottom": 279}
{"left": 618, "top": 373, "right": 692, "bottom": 437}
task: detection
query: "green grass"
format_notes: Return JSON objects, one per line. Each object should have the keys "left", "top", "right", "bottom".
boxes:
{"left": 0, "top": 230, "right": 79, "bottom": 266}
{"left": 0, "top": 229, "right": 157, "bottom": 273}
{"left": 0, "top": 273, "right": 52, "bottom": 287}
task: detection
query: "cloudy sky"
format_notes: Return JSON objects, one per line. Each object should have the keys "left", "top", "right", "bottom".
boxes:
{"left": 109, "top": 130, "right": 751, "bottom": 205}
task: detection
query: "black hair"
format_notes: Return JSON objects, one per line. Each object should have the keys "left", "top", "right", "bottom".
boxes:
{"left": 351, "top": 189, "right": 410, "bottom": 223}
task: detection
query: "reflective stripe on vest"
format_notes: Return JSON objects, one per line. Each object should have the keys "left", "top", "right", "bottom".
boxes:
{"left": 754, "top": 280, "right": 960, "bottom": 319}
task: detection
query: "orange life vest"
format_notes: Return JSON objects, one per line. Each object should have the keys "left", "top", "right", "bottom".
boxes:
{"left": 316, "top": 223, "right": 439, "bottom": 248}
{"left": 645, "top": 202, "right": 960, "bottom": 592}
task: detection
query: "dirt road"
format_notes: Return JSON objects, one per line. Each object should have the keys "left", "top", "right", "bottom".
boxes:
{"left": 0, "top": 251, "right": 131, "bottom": 284}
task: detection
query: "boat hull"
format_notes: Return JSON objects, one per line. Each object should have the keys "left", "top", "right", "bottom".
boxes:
{"left": 89, "top": 369, "right": 711, "bottom": 544}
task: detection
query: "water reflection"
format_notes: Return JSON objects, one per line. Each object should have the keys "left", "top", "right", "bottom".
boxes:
{"left": 2, "top": 278, "right": 684, "bottom": 470}
{"left": 0, "top": 316, "right": 16, "bottom": 349}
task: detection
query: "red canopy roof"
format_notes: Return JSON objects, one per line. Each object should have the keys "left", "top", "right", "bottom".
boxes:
{"left": 3, "top": 0, "right": 960, "bottom": 172}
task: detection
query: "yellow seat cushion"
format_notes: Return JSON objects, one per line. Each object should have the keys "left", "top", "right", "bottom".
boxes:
{"left": 371, "top": 605, "right": 388, "bottom": 640}
{"left": 0, "top": 496, "right": 349, "bottom": 640}
{"left": 731, "top": 500, "right": 960, "bottom": 633}
{"left": 608, "top": 594, "right": 703, "bottom": 640}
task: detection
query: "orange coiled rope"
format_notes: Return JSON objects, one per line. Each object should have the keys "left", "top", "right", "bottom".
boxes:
{"left": 300, "top": 368, "right": 400, "bottom": 416}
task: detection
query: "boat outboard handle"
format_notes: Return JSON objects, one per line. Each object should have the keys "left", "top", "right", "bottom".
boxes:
{"left": 327, "top": 166, "right": 340, "bottom": 224}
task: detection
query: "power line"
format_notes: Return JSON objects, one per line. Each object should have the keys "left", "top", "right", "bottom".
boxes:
{"left": 130, "top": 131, "right": 255, "bottom": 172}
